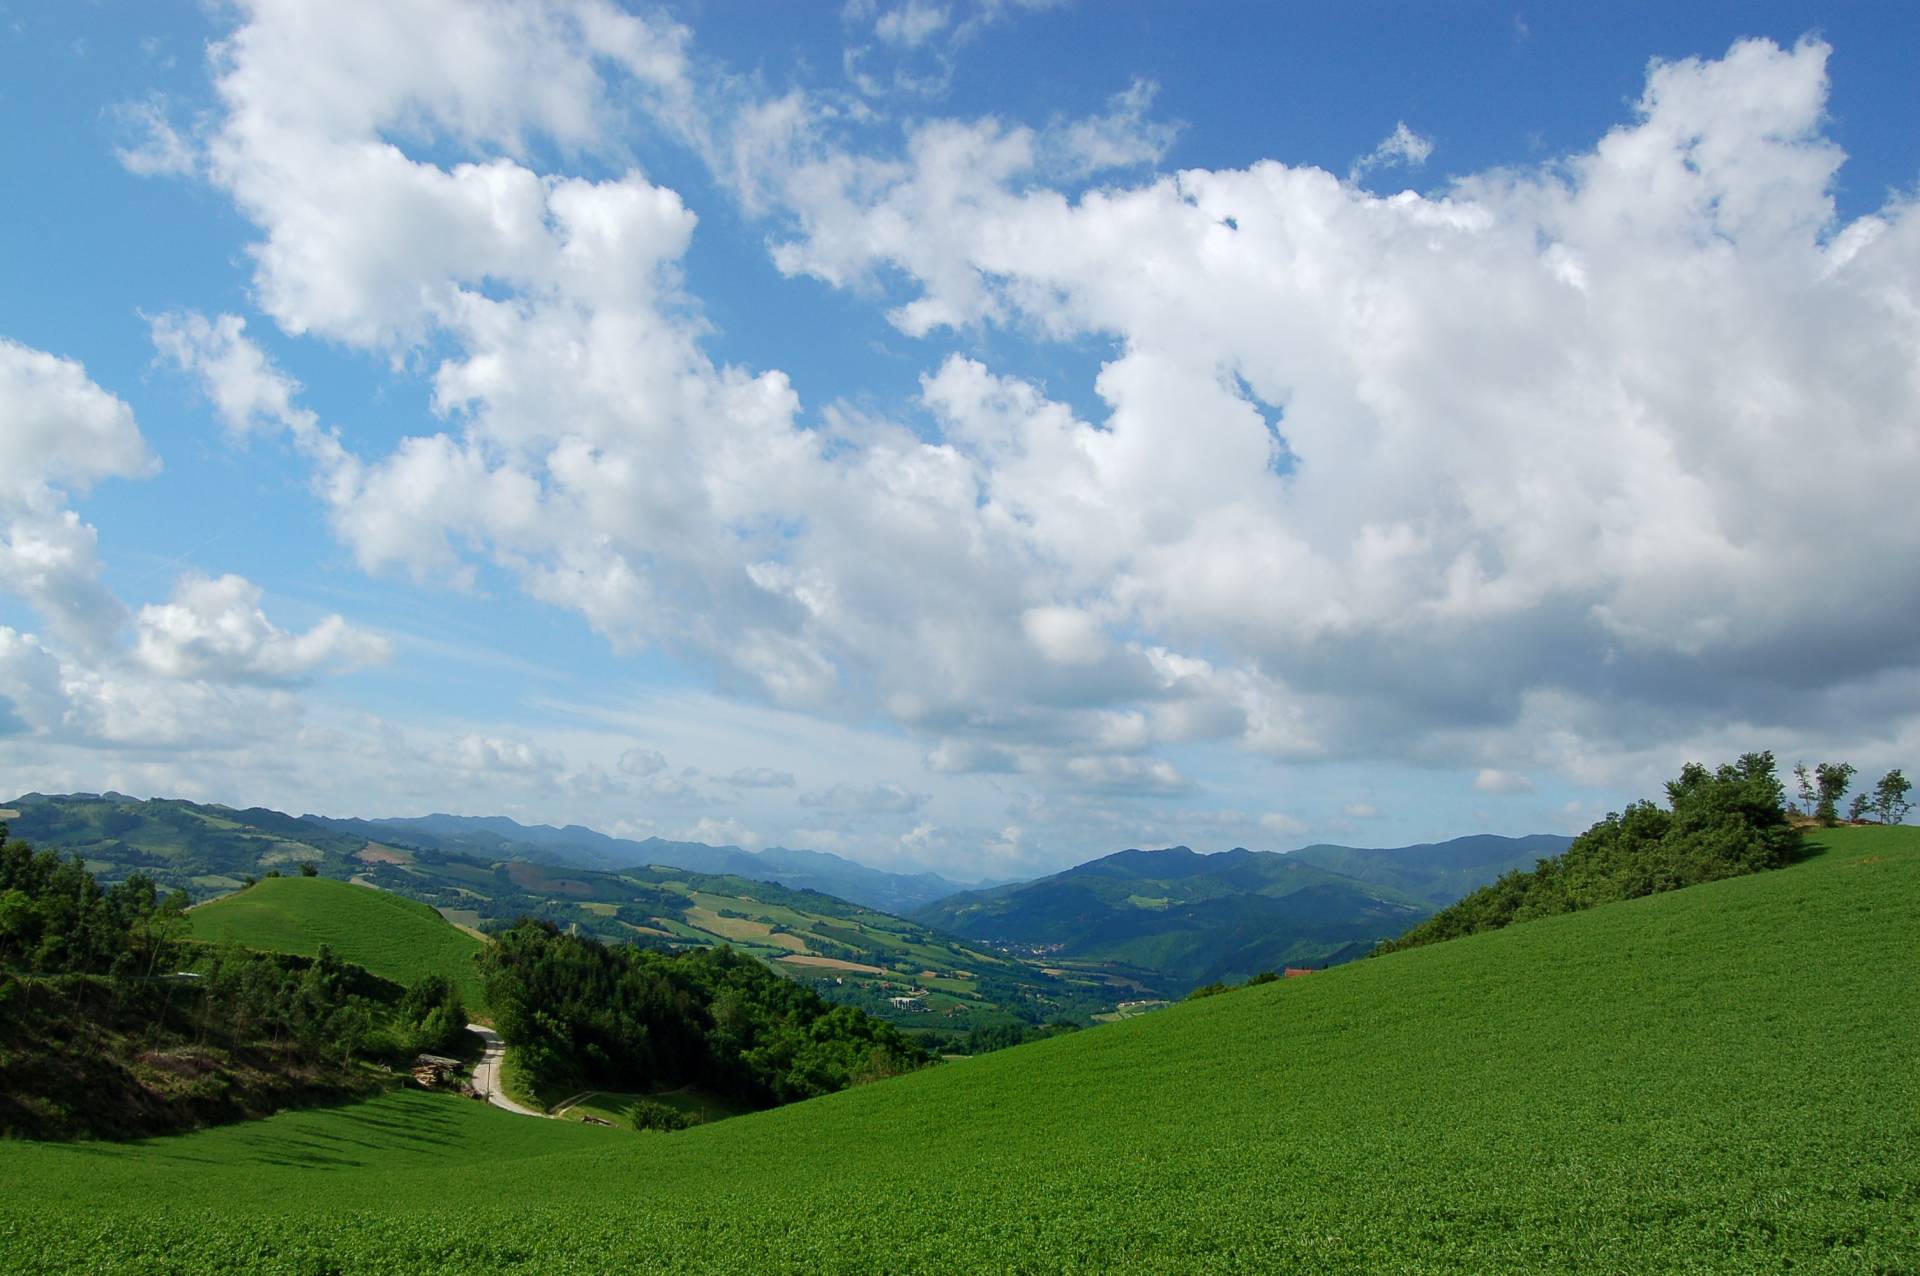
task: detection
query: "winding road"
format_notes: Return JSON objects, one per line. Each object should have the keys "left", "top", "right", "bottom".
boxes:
{"left": 465, "top": 1023, "right": 545, "bottom": 1117}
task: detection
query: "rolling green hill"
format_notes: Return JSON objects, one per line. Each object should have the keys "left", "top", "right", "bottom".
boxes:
{"left": 188, "top": 876, "right": 488, "bottom": 1012}
{"left": 912, "top": 836, "right": 1563, "bottom": 993}
{"left": 2, "top": 792, "right": 357, "bottom": 897}
{"left": 7, "top": 793, "right": 1101, "bottom": 1030}
{"left": 3, "top": 825, "right": 1911, "bottom": 1272}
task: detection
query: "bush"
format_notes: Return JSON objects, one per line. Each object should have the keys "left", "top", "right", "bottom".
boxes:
{"left": 628, "top": 1099, "right": 695, "bottom": 1133}
{"left": 481, "top": 922, "right": 928, "bottom": 1110}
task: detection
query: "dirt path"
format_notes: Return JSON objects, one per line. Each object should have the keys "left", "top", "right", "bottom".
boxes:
{"left": 550, "top": 1090, "right": 596, "bottom": 1117}
{"left": 465, "top": 1023, "right": 545, "bottom": 1117}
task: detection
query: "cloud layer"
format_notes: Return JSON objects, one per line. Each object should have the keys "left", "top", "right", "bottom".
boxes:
{"left": 6, "top": 7, "right": 1917, "bottom": 875}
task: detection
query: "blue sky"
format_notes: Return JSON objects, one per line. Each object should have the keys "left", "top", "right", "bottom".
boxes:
{"left": 1, "top": 1, "right": 1916, "bottom": 878}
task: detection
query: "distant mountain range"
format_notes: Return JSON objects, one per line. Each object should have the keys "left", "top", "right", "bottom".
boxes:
{"left": 913, "top": 834, "right": 1571, "bottom": 993}
{"left": 0, "top": 794, "right": 987, "bottom": 915}
{"left": 4, "top": 791, "right": 1569, "bottom": 1000}
{"left": 301, "top": 813, "right": 995, "bottom": 915}
{"left": 0, "top": 791, "right": 1113, "bottom": 1030}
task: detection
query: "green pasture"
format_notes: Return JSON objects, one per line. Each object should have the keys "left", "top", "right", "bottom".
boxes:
{"left": 555, "top": 1087, "right": 745, "bottom": 1128}
{"left": 188, "top": 876, "right": 488, "bottom": 1012}
{"left": 2, "top": 826, "right": 1913, "bottom": 1272}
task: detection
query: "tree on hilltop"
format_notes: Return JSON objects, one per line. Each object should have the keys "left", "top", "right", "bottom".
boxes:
{"left": 1814, "top": 762, "right": 1856, "bottom": 826}
{"left": 1872, "top": 769, "right": 1912, "bottom": 825}
{"left": 1793, "top": 763, "right": 1816, "bottom": 817}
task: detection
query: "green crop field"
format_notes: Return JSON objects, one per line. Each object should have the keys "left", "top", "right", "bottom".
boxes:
{"left": 4, "top": 826, "right": 1914, "bottom": 1273}
{"left": 188, "top": 876, "right": 488, "bottom": 1012}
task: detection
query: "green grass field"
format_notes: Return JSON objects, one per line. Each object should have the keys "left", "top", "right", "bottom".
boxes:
{"left": 188, "top": 876, "right": 488, "bottom": 1012}
{"left": 555, "top": 1086, "right": 746, "bottom": 1127}
{"left": 4, "top": 826, "right": 1914, "bottom": 1273}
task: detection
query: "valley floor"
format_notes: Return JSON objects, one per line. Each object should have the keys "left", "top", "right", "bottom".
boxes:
{"left": 1, "top": 827, "right": 1915, "bottom": 1273}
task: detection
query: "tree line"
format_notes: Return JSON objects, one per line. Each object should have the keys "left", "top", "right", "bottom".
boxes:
{"left": 1790, "top": 762, "right": 1910, "bottom": 826}
{"left": 1, "top": 825, "right": 472, "bottom": 1138}
{"left": 480, "top": 918, "right": 928, "bottom": 1110}
{"left": 1375, "top": 751, "right": 1806, "bottom": 956}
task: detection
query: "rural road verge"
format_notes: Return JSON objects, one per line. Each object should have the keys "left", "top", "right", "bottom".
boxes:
{"left": 466, "top": 1023, "right": 545, "bottom": 1117}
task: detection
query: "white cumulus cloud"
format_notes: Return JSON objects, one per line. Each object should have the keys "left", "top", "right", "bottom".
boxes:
{"left": 133, "top": 574, "right": 388, "bottom": 685}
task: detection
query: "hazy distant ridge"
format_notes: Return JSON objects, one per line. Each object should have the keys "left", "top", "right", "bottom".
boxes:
{"left": 302, "top": 812, "right": 993, "bottom": 914}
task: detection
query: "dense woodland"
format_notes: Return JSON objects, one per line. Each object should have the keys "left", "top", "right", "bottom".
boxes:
{"left": 1376, "top": 752, "right": 1802, "bottom": 954}
{"left": 481, "top": 919, "right": 928, "bottom": 1108}
{"left": 0, "top": 826, "right": 469, "bottom": 1138}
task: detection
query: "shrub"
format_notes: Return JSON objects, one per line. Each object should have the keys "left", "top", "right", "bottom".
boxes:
{"left": 628, "top": 1099, "right": 695, "bottom": 1133}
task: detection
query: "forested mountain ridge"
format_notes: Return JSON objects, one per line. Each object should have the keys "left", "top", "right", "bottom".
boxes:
{"left": 1283, "top": 833, "right": 1572, "bottom": 904}
{"left": 310, "top": 812, "right": 990, "bottom": 914}
{"left": 914, "top": 834, "right": 1568, "bottom": 993}
{"left": 0, "top": 794, "right": 982, "bottom": 914}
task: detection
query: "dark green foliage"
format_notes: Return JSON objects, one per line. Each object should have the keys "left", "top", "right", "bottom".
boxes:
{"left": 1873, "top": 768, "right": 1912, "bottom": 825}
{"left": 480, "top": 920, "right": 927, "bottom": 1108}
{"left": 188, "top": 943, "right": 395, "bottom": 1066}
{"left": 396, "top": 974, "right": 467, "bottom": 1057}
{"left": 0, "top": 825, "right": 457, "bottom": 1139}
{"left": 627, "top": 1098, "right": 696, "bottom": 1132}
{"left": 1186, "top": 981, "right": 1231, "bottom": 999}
{"left": 0, "top": 938, "right": 398, "bottom": 1140}
{"left": 960, "top": 1020, "right": 1031, "bottom": 1053}
{"left": 1245, "top": 970, "right": 1280, "bottom": 986}
{"left": 298, "top": 861, "right": 319, "bottom": 877}
{"left": 0, "top": 826, "right": 188, "bottom": 976}
{"left": 1814, "top": 760, "right": 1857, "bottom": 825}
{"left": 0, "top": 969, "right": 383, "bottom": 1141}
{"left": 1379, "top": 752, "right": 1799, "bottom": 954}
{"left": 922, "top": 1019, "right": 1083, "bottom": 1056}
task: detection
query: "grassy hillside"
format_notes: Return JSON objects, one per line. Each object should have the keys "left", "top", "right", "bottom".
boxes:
{"left": 3, "top": 825, "right": 1911, "bottom": 1272}
{"left": 189, "top": 876, "right": 487, "bottom": 1012}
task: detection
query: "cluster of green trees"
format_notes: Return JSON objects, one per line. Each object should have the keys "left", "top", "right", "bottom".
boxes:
{"left": 1791, "top": 762, "right": 1911, "bottom": 826}
{"left": 1187, "top": 969, "right": 1284, "bottom": 1000}
{"left": 0, "top": 831, "right": 189, "bottom": 976}
{"left": 2, "top": 824, "right": 469, "bottom": 1083}
{"left": 933, "top": 1019, "right": 1080, "bottom": 1054}
{"left": 1376, "top": 752, "right": 1803, "bottom": 955}
{"left": 481, "top": 919, "right": 928, "bottom": 1108}
{"left": 178, "top": 943, "right": 393, "bottom": 1066}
